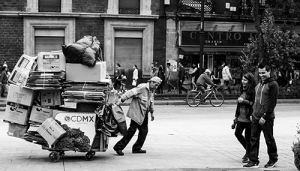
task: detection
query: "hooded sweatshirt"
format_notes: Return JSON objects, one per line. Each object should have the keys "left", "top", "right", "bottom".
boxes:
{"left": 252, "top": 77, "right": 279, "bottom": 120}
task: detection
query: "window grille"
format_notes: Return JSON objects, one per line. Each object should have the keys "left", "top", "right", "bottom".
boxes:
{"left": 179, "top": 0, "right": 212, "bottom": 13}
{"left": 119, "top": 0, "right": 140, "bottom": 14}
{"left": 39, "top": 0, "right": 61, "bottom": 12}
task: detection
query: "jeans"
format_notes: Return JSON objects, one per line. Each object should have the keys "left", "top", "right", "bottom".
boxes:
{"left": 114, "top": 113, "right": 148, "bottom": 151}
{"left": 167, "top": 80, "right": 175, "bottom": 91}
{"left": 235, "top": 121, "right": 251, "bottom": 155}
{"left": 178, "top": 80, "right": 187, "bottom": 94}
{"left": 0, "top": 84, "right": 7, "bottom": 97}
{"left": 114, "top": 79, "right": 121, "bottom": 90}
{"left": 249, "top": 118, "right": 278, "bottom": 162}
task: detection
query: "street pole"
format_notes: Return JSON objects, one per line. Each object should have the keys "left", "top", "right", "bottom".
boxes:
{"left": 199, "top": 0, "right": 204, "bottom": 74}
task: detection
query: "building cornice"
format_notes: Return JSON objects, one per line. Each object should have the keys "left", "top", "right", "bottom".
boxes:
{"left": 0, "top": 11, "right": 159, "bottom": 19}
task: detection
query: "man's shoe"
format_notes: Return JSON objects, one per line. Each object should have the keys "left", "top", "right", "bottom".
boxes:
{"left": 264, "top": 160, "right": 278, "bottom": 168}
{"left": 132, "top": 149, "right": 146, "bottom": 154}
{"left": 243, "top": 161, "right": 259, "bottom": 168}
{"left": 113, "top": 147, "right": 124, "bottom": 156}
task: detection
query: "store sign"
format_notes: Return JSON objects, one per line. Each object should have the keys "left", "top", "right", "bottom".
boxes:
{"left": 181, "top": 31, "right": 258, "bottom": 46}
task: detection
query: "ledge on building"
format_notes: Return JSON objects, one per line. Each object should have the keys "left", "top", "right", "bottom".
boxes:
{"left": 0, "top": 11, "right": 159, "bottom": 19}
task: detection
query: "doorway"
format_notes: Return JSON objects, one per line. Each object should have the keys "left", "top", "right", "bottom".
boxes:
{"left": 114, "top": 38, "right": 142, "bottom": 88}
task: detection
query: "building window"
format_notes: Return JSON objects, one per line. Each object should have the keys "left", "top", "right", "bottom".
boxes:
{"left": 35, "top": 29, "right": 65, "bottom": 55}
{"left": 39, "top": 0, "right": 61, "bottom": 12}
{"left": 24, "top": 18, "right": 75, "bottom": 56}
{"left": 104, "top": 19, "right": 154, "bottom": 77}
{"left": 119, "top": 0, "right": 140, "bottom": 14}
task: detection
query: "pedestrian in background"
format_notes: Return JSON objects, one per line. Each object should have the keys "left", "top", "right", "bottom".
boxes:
{"left": 178, "top": 61, "right": 187, "bottom": 94}
{"left": 157, "top": 65, "right": 165, "bottom": 94}
{"left": 233, "top": 72, "right": 256, "bottom": 163}
{"left": 166, "top": 63, "right": 176, "bottom": 91}
{"left": 210, "top": 71, "right": 220, "bottom": 85}
{"left": 132, "top": 64, "right": 138, "bottom": 88}
{"left": 222, "top": 62, "right": 233, "bottom": 94}
{"left": 114, "top": 63, "right": 123, "bottom": 90}
{"left": 150, "top": 62, "right": 158, "bottom": 78}
{"left": 189, "top": 63, "right": 198, "bottom": 90}
{"left": 0, "top": 63, "right": 8, "bottom": 97}
{"left": 113, "top": 76, "right": 162, "bottom": 156}
{"left": 244, "top": 62, "right": 279, "bottom": 168}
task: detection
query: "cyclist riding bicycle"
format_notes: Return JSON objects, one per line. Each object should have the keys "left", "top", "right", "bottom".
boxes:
{"left": 196, "top": 69, "right": 216, "bottom": 101}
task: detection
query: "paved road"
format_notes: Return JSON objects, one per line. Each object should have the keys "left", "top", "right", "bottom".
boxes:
{"left": 0, "top": 104, "right": 298, "bottom": 171}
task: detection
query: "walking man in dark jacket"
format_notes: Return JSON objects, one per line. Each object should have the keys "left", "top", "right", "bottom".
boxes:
{"left": 178, "top": 62, "right": 187, "bottom": 94}
{"left": 0, "top": 64, "right": 8, "bottom": 97}
{"left": 244, "top": 62, "right": 279, "bottom": 168}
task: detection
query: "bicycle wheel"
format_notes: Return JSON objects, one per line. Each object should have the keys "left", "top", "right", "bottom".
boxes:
{"left": 186, "top": 91, "right": 201, "bottom": 107}
{"left": 209, "top": 91, "right": 224, "bottom": 107}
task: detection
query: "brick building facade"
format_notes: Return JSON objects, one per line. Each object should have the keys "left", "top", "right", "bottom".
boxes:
{"left": 0, "top": 0, "right": 166, "bottom": 85}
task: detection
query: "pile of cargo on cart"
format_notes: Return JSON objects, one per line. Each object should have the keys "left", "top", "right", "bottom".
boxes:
{"left": 2, "top": 36, "right": 126, "bottom": 162}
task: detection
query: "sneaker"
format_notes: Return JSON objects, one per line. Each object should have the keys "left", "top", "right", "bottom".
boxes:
{"left": 243, "top": 161, "right": 259, "bottom": 168}
{"left": 264, "top": 160, "right": 278, "bottom": 168}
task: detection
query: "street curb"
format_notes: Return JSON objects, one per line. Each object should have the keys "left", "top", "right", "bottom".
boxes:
{"left": 153, "top": 99, "right": 300, "bottom": 106}
{"left": 0, "top": 99, "right": 299, "bottom": 108}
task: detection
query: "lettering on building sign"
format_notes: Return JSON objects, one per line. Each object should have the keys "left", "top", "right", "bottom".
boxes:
{"left": 181, "top": 31, "right": 258, "bottom": 46}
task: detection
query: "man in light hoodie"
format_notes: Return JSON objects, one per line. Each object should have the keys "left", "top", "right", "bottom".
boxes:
{"left": 244, "top": 62, "right": 279, "bottom": 168}
{"left": 221, "top": 62, "right": 232, "bottom": 94}
{"left": 113, "top": 76, "right": 162, "bottom": 156}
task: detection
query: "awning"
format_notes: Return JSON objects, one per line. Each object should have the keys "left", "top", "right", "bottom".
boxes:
{"left": 179, "top": 46, "right": 248, "bottom": 55}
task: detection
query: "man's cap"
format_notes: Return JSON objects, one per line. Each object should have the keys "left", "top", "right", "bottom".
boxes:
{"left": 148, "top": 76, "right": 162, "bottom": 83}
{"left": 2, "top": 64, "right": 7, "bottom": 68}
{"left": 205, "top": 69, "right": 211, "bottom": 74}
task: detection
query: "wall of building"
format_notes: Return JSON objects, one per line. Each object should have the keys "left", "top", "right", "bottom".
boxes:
{"left": 72, "top": 0, "right": 107, "bottom": 13}
{"left": 0, "top": 0, "right": 26, "bottom": 11}
{"left": 151, "top": 0, "right": 164, "bottom": 15}
{"left": 0, "top": 0, "right": 163, "bottom": 74}
{"left": 0, "top": 17, "right": 24, "bottom": 68}
{"left": 75, "top": 18, "right": 104, "bottom": 44}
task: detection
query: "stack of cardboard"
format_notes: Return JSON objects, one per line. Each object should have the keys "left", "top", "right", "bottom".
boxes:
{"left": 4, "top": 52, "right": 66, "bottom": 144}
{"left": 62, "top": 81, "right": 108, "bottom": 102}
{"left": 26, "top": 71, "right": 65, "bottom": 88}
{"left": 62, "top": 61, "right": 108, "bottom": 103}
{"left": 3, "top": 51, "right": 110, "bottom": 153}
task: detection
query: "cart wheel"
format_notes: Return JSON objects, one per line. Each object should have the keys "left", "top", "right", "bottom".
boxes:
{"left": 85, "top": 152, "right": 95, "bottom": 161}
{"left": 59, "top": 151, "right": 65, "bottom": 157}
{"left": 49, "top": 151, "right": 60, "bottom": 162}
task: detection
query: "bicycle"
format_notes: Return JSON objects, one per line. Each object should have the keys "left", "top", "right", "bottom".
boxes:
{"left": 186, "top": 85, "right": 224, "bottom": 107}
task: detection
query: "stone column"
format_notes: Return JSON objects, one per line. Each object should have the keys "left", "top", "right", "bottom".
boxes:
{"left": 165, "top": 12, "right": 178, "bottom": 68}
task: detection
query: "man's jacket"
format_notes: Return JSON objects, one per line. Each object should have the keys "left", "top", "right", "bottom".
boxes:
{"left": 0, "top": 71, "right": 8, "bottom": 84}
{"left": 120, "top": 83, "right": 154, "bottom": 125}
{"left": 178, "top": 66, "right": 185, "bottom": 81}
{"left": 196, "top": 73, "right": 214, "bottom": 86}
{"left": 252, "top": 77, "right": 279, "bottom": 120}
{"left": 222, "top": 66, "right": 232, "bottom": 81}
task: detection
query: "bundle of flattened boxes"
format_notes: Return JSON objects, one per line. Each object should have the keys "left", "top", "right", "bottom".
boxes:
{"left": 3, "top": 52, "right": 108, "bottom": 149}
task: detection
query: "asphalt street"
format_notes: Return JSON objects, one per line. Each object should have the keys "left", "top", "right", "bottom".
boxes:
{"left": 0, "top": 104, "right": 299, "bottom": 171}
